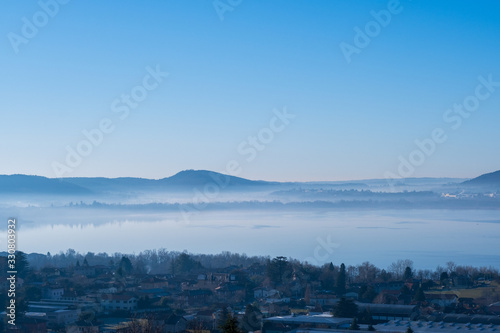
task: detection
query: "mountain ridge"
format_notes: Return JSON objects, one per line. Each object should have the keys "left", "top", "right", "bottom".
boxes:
{"left": 0, "top": 169, "right": 497, "bottom": 195}
{"left": 462, "top": 169, "right": 500, "bottom": 188}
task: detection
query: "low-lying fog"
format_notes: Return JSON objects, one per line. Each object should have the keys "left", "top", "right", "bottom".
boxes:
{"left": 1, "top": 174, "right": 498, "bottom": 270}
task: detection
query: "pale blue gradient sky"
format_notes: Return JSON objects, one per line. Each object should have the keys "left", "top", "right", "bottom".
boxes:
{"left": 1, "top": 0, "right": 499, "bottom": 181}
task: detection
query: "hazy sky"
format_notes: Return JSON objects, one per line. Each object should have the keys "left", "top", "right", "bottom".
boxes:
{"left": 1, "top": 0, "right": 499, "bottom": 181}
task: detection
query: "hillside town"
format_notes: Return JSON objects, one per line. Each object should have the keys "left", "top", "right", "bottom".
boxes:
{"left": 1, "top": 251, "right": 500, "bottom": 332}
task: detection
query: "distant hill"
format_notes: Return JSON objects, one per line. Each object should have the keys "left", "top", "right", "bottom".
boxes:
{"left": 0, "top": 170, "right": 492, "bottom": 196}
{"left": 159, "top": 170, "right": 275, "bottom": 187}
{"left": 462, "top": 170, "right": 500, "bottom": 189}
{"left": 56, "top": 170, "right": 278, "bottom": 193}
{"left": 63, "top": 176, "right": 157, "bottom": 192}
{"left": 0, "top": 175, "right": 91, "bottom": 194}
{"left": 0, "top": 170, "right": 278, "bottom": 196}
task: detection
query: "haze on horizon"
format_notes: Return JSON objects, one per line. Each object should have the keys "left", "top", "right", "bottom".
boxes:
{"left": 1, "top": 1, "right": 500, "bottom": 182}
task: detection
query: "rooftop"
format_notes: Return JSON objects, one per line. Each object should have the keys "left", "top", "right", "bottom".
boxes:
{"left": 264, "top": 313, "right": 351, "bottom": 326}
{"left": 375, "top": 320, "right": 499, "bottom": 333}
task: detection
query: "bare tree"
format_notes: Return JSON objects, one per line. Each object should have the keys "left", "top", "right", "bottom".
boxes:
{"left": 389, "top": 259, "right": 413, "bottom": 279}
{"left": 446, "top": 261, "right": 457, "bottom": 275}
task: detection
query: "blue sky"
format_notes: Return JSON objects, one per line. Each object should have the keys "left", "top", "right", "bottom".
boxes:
{"left": 1, "top": 0, "right": 499, "bottom": 181}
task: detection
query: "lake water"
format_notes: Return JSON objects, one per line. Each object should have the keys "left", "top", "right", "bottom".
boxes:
{"left": 1, "top": 208, "right": 499, "bottom": 270}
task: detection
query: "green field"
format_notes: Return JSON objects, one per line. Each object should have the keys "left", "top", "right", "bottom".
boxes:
{"left": 428, "top": 281, "right": 500, "bottom": 303}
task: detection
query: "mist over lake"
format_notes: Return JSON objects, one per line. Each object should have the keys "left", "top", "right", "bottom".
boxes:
{"left": 2, "top": 207, "right": 499, "bottom": 270}
{"left": 1, "top": 171, "right": 498, "bottom": 270}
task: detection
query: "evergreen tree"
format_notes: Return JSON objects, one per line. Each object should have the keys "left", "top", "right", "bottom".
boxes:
{"left": 400, "top": 285, "right": 411, "bottom": 296}
{"left": 220, "top": 313, "right": 240, "bottom": 333}
{"left": 336, "top": 263, "right": 346, "bottom": 296}
{"left": 379, "top": 269, "right": 391, "bottom": 282}
{"left": 305, "top": 284, "right": 311, "bottom": 304}
{"left": 218, "top": 307, "right": 230, "bottom": 329}
{"left": 137, "top": 295, "right": 151, "bottom": 309}
{"left": 334, "top": 297, "right": 358, "bottom": 318}
{"left": 240, "top": 304, "right": 261, "bottom": 332}
{"left": 404, "top": 267, "right": 413, "bottom": 280}
{"left": 414, "top": 287, "right": 426, "bottom": 302}
{"left": 117, "top": 256, "right": 133, "bottom": 276}
{"left": 359, "top": 309, "right": 373, "bottom": 324}
{"left": 320, "top": 266, "right": 336, "bottom": 291}
{"left": 266, "top": 256, "right": 289, "bottom": 284}
{"left": 15, "top": 251, "right": 30, "bottom": 279}
{"left": 349, "top": 317, "right": 360, "bottom": 330}
{"left": 170, "top": 259, "right": 176, "bottom": 276}
{"left": 174, "top": 253, "right": 203, "bottom": 274}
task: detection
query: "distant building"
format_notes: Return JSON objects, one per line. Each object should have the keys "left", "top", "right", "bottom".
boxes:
{"left": 310, "top": 293, "right": 337, "bottom": 306}
{"left": 195, "top": 309, "right": 216, "bottom": 330}
{"left": 65, "top": 320, "right": 100, "bottom": 333}
{"left": 47, "top": 309, "right": 80, "bottom": 327}
{"left": 425, "top": 293, "right": 458, "bottom": 308}
{"left": 215, "top": 284, "right": 245, "bottom": 300}
{"left": 374, "top": 289, "right": 401, "bottom": 304}
{"left": 162, "top": 313, "right": 188, "bottom": 333}
{"left": 254, "top": 287, "right": 279, "bottom": 299}
{"left": 345, "top": 291, "right": 359, "bottom": 300}
{"left": 357, "top": 303, "right": 419, "bottom": 322}
{"left": 178, "top": 289, "right": 212, "bottom": 307}
{"left": 262, "top": 313, "right": 351, "bottom": 333}
{"left": 374, "top": 281, "right": 405, "bottom": 293}
{"left": 73, "top": 265, "right": 96, "bottom": 277}
{"left": 375, "top": 320, "right": 499, "bottom": 333}
{"left": 489, "top": 301, "right": 500, "bottom": 315}
{"left": 101, "top": 293, "right": 138, "bottom": 312}
{"left": 0, "top": 276, "right": 24, "bottom": 290}
{"left": 11, "top": 317, "right": 47, "bottom": 333}
{"left": 141, "top": 276, "right": 169, "bottom": 289}
{"left": 98, "top": 286, "right": 118, "bottom": 294}
{"left": 43, "top": 286, "right": 65, "bottom": 300}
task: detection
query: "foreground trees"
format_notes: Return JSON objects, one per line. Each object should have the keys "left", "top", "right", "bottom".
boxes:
{"left": 334, "top": 297, "right": 358, "bottom": 318}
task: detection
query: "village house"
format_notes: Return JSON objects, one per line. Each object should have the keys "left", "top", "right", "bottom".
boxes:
{"left": 43, "top": 286, "right": 65, "bottom": 300}
{"left": 262, "top": 313, "right": 351, "bottom": 333}
{"left": 140, "top": 276, "right": 169, "bottom": 289}
{"left": 374, "top": 281, "right": 405, "bottom": 293}
{"left": 215, "top": 284, "right": 245, "bottom": 302}
{"left": 254, "top": 287, "right": 279, "bottom": 299}
{"left": 357, "top": 303, "right": 419, "bottom": 322}
{"left": 310, "top": 292, "right": 337, "bottom": 306}
{"left": 73, "top": 265, "right": 96, "bottom": 278}
{"left": 488, "top": 301, "right": 500, "bottom": 315}
{"left": 425, "top": 293, "right": 458, "bottom": 308}
{"left": 101, "top": 293, "right": 138, "bottom": 312}
{"left": 177, "top": 289, "right": 213, "bottom": 307}
{"left": 11, "top": 317, "right": 47, "bottom": 333}
{"left": 195, "top": 309, "right": 217, "bottom": 330}
{"left": 160, "top": 313, "right": 188, "bottom": 333}
{"left": 65, "top": 320, "right": 100, "bottom": 333}
{"left": 47, "top": 309, "right": 81, "bottom": 327}
{"left": 374, "top": 289, "right": 402, "bottom": 304}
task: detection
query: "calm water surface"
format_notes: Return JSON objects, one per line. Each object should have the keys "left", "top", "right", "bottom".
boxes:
{"left": 1, "top": 208, "right": 499, "bottom": 269}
